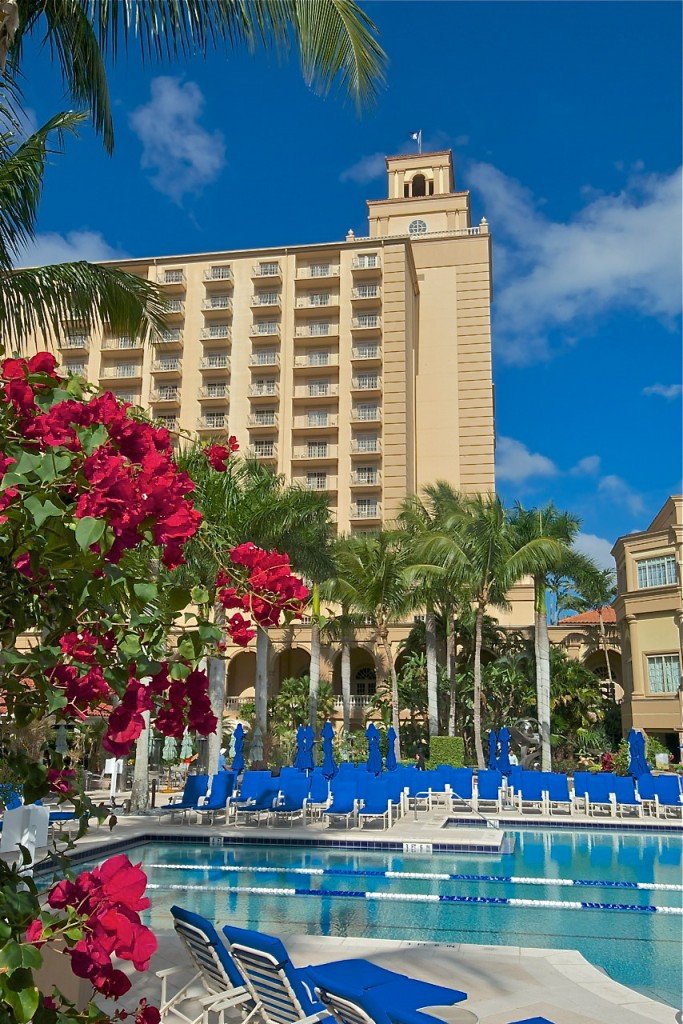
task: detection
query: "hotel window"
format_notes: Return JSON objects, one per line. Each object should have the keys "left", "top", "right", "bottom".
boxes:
{"left": 258, "top": 261, "right": 279, "bottom": 276}
{"left": 255, "top": 350, "right": 277, "bottom": 365}
{"left": 254, "top": 409, "right": 276, "bottom": 425}
{"left": 308, "top": 380, "right": 330, "bottom": 398}
{"left": 65, "top": 332, "right": 88, "bottom": 348}
{"left": 647, "top": 654, "right": 681, "bottom": 694}
{"left": 357, "top": 467, "right": 377, "bottom": 485}
{"left": 116, "top": 391, "right": 138, "bottom": 403}
{"left": 156, "top": 358, "right": 180, "bottom": 371}
{"left": 64, "top": 362, "right": 86, "bottom": 376}
{"left": 636, "top": 556, "right": 677, "bottom": 589}
{"left": 156, "top": 386, "right": 179, "bottom": 400}
{"left": 309, "top": 351, "right": 329, "bottom": 367}
{"left": 206, "top": 383, "right": 227, "bottom": 398}
{"left": 356, "top": 435, "right": 378, "bottom": 453}
{"left": 208, "top": 325, "right": 230, "bottom": 338}
{"left": 357, "top": 373, "right": 378, "bottom": 389}
{"left": 308, "top": 411, "right": 329, "bottom": 427}
{"left": 164, "top": 269, "right": 183, "bottom": 283}
{"left": 307, "top": 441, "right": 328, "bottom": 458}
{"left": 408, "top": 219, "right": 427, "bottom": 235}
{"left": 208, "top": 295, "right": 231, "bottom": 309}
{"left": 355, "top": 254, "right": 378, "bottom": 269}
{"left": 310, "top": 263, "right": 330, "bottom": 277}
{"left": 309, "top": 322, "right": 330, "bottom": 337}
{"left": 204, "top": 412, "right": 226, "bottom": 428}
{"left": 357, "top": 313, "right": 379, "bottom": 328}
{"left": 255, "top": 320, "right": 279, "bottom": 335}
{"left": 354, "top": 666, "right": 376, "bottom": 697}
{"left": 356, "top": 498, "right": 378, "bottom": 518}
{"left": 357, "top": 344, "right": 379, "bottom": 359}
{"left": 256, "top": 291, "right": 278, "bottom": 305}
{"left": 307, "top": 472, "right": 327, "bottom": 491}
{"left": 167, "top": 300, "right": 184, "bottom": 312}
{"left": 115, "top": 363, "right": 137, "bottom": 378}
{"left": 161, "top": 328, "right": 181, "bottom": 342}
{"left": 310, "top": 292, "right": 330, "bottom": 306}
{"left": 156, "top": 415, "right": 178, "bottom": 429}
{"left": 254, "top": 440, "right": 274, "bottom": 456}
{"left": 205, "top": 354, "right": 228, "bottom": 368}
{"left": 356, "top": 403, "right": 378, "bottom": 421}
{"left": 253, "top": 379, "right": 277, "bottom": 395}
{"left": 355, "top": 285, "right": 379, "bottom": 298}
{"left": 209, "top": 265, "right": 231, "bottom": 280}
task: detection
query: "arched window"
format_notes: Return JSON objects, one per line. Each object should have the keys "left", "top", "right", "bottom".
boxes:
{"left": 354, "top": 665, "right": 376, "bottom": 697}
{"left": 412, "top": 173, "right": 427, "bottom": 197}
{"left": 408, "top": 219, "right": 427, "bottom": 236}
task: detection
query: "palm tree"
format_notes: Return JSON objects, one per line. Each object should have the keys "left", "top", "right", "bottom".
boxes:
{"left": 565, "top": 564, "right": 617, "bottom": 691}
{"left": 4, "top": 0, "right": 386, "bottom": 153}
{"left": 429, "top": 495, "right": 564, "bottom": 768}
{"left": 0, "top": 108, "right": 166, "bottom": 351}
{"left": 327, "top": 532, "right": 413, "bottom": 760}
{"left": 509, "top": 504, "right": 581, "bottom": 771}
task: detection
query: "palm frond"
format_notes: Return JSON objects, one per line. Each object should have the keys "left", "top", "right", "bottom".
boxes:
{"left": 0, "top": 261, "right": 166, "bottom": 351}
{"left": 0, "top": 109, "right": 84, "bottom": 268}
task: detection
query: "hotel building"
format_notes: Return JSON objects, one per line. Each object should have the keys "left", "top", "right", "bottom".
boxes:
{"left": 52, "top": 150, "right": 495, "bottom": 533}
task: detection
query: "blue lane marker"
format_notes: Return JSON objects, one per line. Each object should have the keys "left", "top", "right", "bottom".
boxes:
{"left": 145, "top": 862, "right": 682, "bottom": 893}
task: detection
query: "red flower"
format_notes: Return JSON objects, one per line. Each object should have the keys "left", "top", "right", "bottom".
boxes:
{"left": 28, "top": 352, "right": 59, "bottom": 376}
{"left": 47, "top": 768, "right": 76, "bottom": 795}
{"left": 204, "top": 437, "right": 239, "bottom": 471}
{"left": 136, "top": 1003, "right": 161, "bottom": 1024}
{"left": 59, "top": 630, "right": 99, "bottom": 662}
{"left": 25, "top": 919, "right": 45, "bottom": 946}
{"left": 103, "top": 679, "right": 153, "bottom": 756}
{"left": 13, "top": 552, "right": 33, "bottom": 577}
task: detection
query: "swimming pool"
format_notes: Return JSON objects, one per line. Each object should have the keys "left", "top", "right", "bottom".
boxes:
{"left": 69, "top": 828, "right": 683, "bottom": 1010}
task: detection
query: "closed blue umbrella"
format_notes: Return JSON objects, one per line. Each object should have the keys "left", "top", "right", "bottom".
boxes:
{"left": 497, "top": 727, "right": 511, "bottom": 775}
{"left": 293, "top": 725, "right": 307, "bottom": 770}
{"left": 385, "top": 726, "right": 398, "bottom": 772}
{"left": 636, "top": 730, "right": 651, "bottom": 777}
{"left": 231, "top": 723, "right": 245, "bottom": 774}
{"left": 321, "top": 720, "right": 337, "bottom": 779}
{"left": 627, "top": 728, "right": 638, "bottom": 776}
{"left": 366, "top": 723, "right": 382, "bottom": 775}
{"left": 303, "top": 725, "right": 315, "bottom": 772}
{"left": 487, "top": 729, "right": 498, "bottom": 771}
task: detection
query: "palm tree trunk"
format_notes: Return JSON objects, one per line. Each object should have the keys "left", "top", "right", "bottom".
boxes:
{"left": 308, "top": 584, "right": 321, "bottom": 729}
{"left": 425, "top": 607, "right": 438, "bottom": 737}
{"left": 255, "top": 626, "right": 270, "bottom": 740}
{"left": 129, "top": 711, "right": 151, "bottom": 813}
{"left": 534, "top": 576, "right": 552, "bottom": 772}
{"left": 446, "top": 617, "right": 458, "bottom": 737}
{"left": 473, "top": 604, "right": 485, "bottom": 770}
{"left": 206, "top": 604, "right": 226, "bottom": 775}
{"left": 379, "top": 628, "right": 401, "bottom": 761}
{"left": 598, "top": 610, "right": 613, "bottom": 689}
{"left": 341, "top": 628, "right": 351, "bottom": 735}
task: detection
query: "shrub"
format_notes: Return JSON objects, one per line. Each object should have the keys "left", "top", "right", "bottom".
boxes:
{"left": 612, "top": 740, "right": 630, "bottom": 775}
{"left": 426, "top": 736, "right": 465, "bottom": 769}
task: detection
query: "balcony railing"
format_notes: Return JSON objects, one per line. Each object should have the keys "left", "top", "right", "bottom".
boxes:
{"left": 157, "top": 270, "right": 186, "bottom": 287}
{"left": 352, "top": 346, "right": 381, "bottom": 361}
{"left": 199, "top": 356, "right": 230, "bottom": 371}
{"left": 248, "top": 383, "right": 279, "bottom": 398}
{"left": 351, "top": 286, "right": 381, "bottom": 300}
{"left": 303, "top": 476, "right": 337, "bottom": 492}
{"left": 351, "top": 439, "right": 382, "bottom": 454}
{"left": 351, "top": 256, "right": 381, "bottom": 271}
{"left": 293, "top": 414, "right": 338, "bottom": 430}
{"left": 156, "top": 330, "right": 184, "bottom": 346}
{"left": 245, "top": 444, "right": 278, "bottom": 460}
{"left": 250, "top": 323, "right": 281, "bottom": 338}
{"left": 350, "top": 471, "right": 381, "bottom": 486}
{"left": 352, "top": 316, "right": 381, "bottom": 330}
{"left": 247, "top": 414, "right": 278, "bottom": 429}
{"left": 201, "top": 297, "right": 233, "bottom": 312}
{"left": 351, "top": 408, "right": 381, "bottom": 422}
{"left": 164, "top": 300, "right": 185, "bottom": 315}
{"left": 297, "top": 265, "right": 340, "bottom": 279}
{"left": 152, "top": 360, "right": 182, "bottom": 373}
{"left": 295, "top": 295, "right": 338, "bottom": 309}
{"left": 198, "top": 386, "right": 229, "bottom": 401}
{"left": 294, "top": 384, "right": 340, "bottom": 401}
{"left": 252, "top": 263, "right": 281, "bottom": 278}
{"left": 203, "top": 266, "right": 233, "bottom": 283}
{"left": 150, "top": 389, "right": 181, "bottom": 403}
{"left": 155, "top": 416, "right": 178, "bottom": 430}
{"left": 350, "top": 503, "right": 381, "bottom": 520}
{"left": 200, "top": 326, "right": 231, "bottom": 341}
{"left": 250, "top": 294, "right": 282, "bottom": 308}
{"left": 100, "top": 365, "right": 141, "bottom": 379}
{"left": 333, "top": 696, "right": 374, "bottom": 709}
{"left": 58, "top": 336, "right": 89, "bottom": 350}
{"left": 197, "top": 417, "right": 227, "bottom": 431}
{"left": 293, "top": 354, "right": 339, "bottom": 369}
{"left": 102, "top": 336, "right": 142, "bottom": 351}
{"left": 352, "top": 376, "right": 382, "bottom": 391}
{"left": 292, "top": 445, "right": 338, "bottom": 461}
{"left": 248, "top": 353, "right": 280, "bottom": 368}
{"left": 294, "top": 324, "right": 338, "bottom": 338}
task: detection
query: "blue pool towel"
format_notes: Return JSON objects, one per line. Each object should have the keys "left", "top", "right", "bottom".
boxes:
{"left": 307, "top": 959, "right": 467, "bottom": 1007}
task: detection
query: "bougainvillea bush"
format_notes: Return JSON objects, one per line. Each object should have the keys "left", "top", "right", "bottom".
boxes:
{"left": 0, "top": 353, "right": 309, "bottom": 1024}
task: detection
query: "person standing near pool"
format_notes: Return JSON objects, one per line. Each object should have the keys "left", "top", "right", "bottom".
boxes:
{"left": 217, "top": 748, "right": 228, "bottom": 771}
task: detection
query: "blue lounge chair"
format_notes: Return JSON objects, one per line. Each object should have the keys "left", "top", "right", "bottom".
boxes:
{"left": 192, "top": 772, "right": 235, "bottom": 825}
{"left": 474, "top": 770, "right": 503, "bottom": 812}
{"left": 611, "top": 776, "right": 642, "bottom": 818}
{"left": 516, "top": 773, "right": 546, "bottom": 814}
{"left": 358, "top": 781, "right": 394, "bottom": 830}
{"left": 233, "top": 784, "right": 280, "bottom": 826}
{"left": 222, "top": 925, "right": 331, "bottom": 1024}
{"left": 160, "top": 906, "right": 252, "bottom": 1024}
{"left": 324, "top": 779, "right": 358, "bottom": 829}
{"left": 403, "top": 770, "right": 441, "bottom": 813}
{"left": 158, "top": 774, "right": 209, "bottom": 821}
{"left": 582, "top": 773, "right": 614, "bottom": 817}
{"left": 443, "top": 768, "right": 474, "bottom": 811}
{"left": 545, "top": 773, "right": 572, "bottom": 815}
{"left": 638, "top": 774, "right": 682, "bottom": 818}
{"left": 228, "top": 771, "right": 275, "bottom": 821}
{"left": 306, "top": 773, "right": 331, "bottom": 819}
{"left": 270, "top": 775, "right": 310, "bottom": 826}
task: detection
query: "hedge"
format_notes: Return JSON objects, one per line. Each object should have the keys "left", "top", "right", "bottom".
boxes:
{"left": 426, "top": 736, "right": 465, "bottom": 769}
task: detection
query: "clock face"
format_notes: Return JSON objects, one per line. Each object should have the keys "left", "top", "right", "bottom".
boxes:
{"left": 408, "top": 219, "right": 427, "bottom": 235}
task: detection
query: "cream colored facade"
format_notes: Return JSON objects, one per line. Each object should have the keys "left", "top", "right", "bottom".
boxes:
{"left": 50, "top": 150, "right": 494, "bottom": 533}
{"left": 612, "top": 496, "right": 683, "bottom": 757}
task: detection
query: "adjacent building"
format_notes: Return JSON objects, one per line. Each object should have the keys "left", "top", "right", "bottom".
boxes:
{"left": 612, "top": 496, "right": 683, "bottom": 760}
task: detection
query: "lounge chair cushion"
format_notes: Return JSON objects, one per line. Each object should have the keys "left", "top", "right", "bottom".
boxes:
{"left": 171, "top": 905, "right": 245, "bottom": 989}
{"left": 307, "top": 959, "right": 467, "bottom": 1008}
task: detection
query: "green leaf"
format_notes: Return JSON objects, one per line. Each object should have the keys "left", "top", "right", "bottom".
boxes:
{"left": 74, "top": 516, "right": 106, "bottom": 551}
{"left": 133, "top": 582, "right": 158, "bottom": 603}
{"left": 23, "top": 496, "right": 63, "bottom": 528}
{"left": 198, "top": 623, "right": 223, "bottom": 643}
{"left": 165, "top": 586, "right": 191, "bottom": 613}
{"left": 118, "top": 633, "right": 141, "bottom": 658}
{"left": 18, "top": 945, "right": 42, "bottom": 971}
{"left": 3, "top": 982, "right": 40, "bottom": 1022}
{"left": 0, "top": 940, "right": 22, "bottom": 973}
{"left": 13, "top": 452, "right": 42, "bottom": 476}
{"left": 0, "top": 471, "right": 28, "bottom": 489}
{"left": 34, "top": 452, "right": 72, "bottom": 484}
{"left": 191, "top": 586, "right": 210, "bottom": 605}
{"left": 65, "top": 376, "right": 84, "bottom": 398}
{"left": 176, "top": 636, "right": 195, "bottom": 660}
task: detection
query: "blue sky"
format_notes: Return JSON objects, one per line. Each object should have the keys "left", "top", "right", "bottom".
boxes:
{"left": 18, "top": 1, "right": 682, "bottom": 568}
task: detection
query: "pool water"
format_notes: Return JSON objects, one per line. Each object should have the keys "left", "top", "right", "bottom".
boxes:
{"left": 73, "top": 829, "right": 683, "bottom": 1009}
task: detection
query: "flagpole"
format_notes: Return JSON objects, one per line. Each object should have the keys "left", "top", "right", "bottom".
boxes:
{"left": 418, "top": 130, "right": 422, "bottom": 154}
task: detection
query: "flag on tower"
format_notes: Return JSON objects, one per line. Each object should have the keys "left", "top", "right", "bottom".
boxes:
{"left": 410, "top": 130, "right": 422, "bottom": 153}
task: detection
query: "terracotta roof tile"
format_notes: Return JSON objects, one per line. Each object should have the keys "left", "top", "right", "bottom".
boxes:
{"left": 558, "top": 607, "right": 616, "bottom": 625}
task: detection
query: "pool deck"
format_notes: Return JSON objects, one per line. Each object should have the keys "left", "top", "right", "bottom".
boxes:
{"left": 29, "top": 810, "right": 681, "bottom": 1023}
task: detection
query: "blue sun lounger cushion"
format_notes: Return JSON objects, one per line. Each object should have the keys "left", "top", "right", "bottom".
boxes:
{"left": 307, "top": 958, "right": 467, "bottom": 1011}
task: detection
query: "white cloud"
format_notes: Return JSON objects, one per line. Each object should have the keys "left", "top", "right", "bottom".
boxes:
{"left": 643, "top": 383, "right": 683, "bottom": 400}
{"left": 339, "top": 152, "right": 385, "bottom": 184}
{"left": 469, "top": 161, "right": 683, "bottom": 364}
{"left": 495, "top": 436, "right": 558, "bottom": 484}
{"left": 129, "top": 77, "right": 226, "bottom": 203}
{"left": 17, "top": 230, "right": 127, "bottom": 268}
{"left": 597, "top": 474, "right": 645, "bottom": 516}
{"left": 571, "top": 455, "right": 601, "bottom": 476}
{"left": 573, "top": 532, "right": 615, "bottom": 571}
